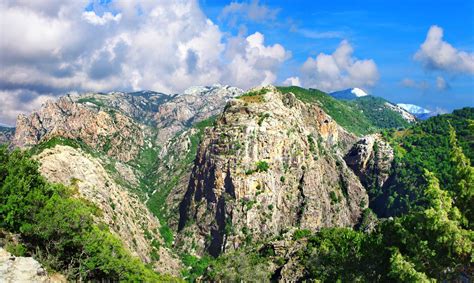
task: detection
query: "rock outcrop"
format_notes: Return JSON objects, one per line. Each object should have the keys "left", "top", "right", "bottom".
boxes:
{"left": 178, "top": 86, "right": 368, "bottom": 256}
{"left": 13, "top": 96, "right": 145, "bottom": 162}
{"left": 36, "top": 145, "right": 181, "bottom": 276}
{"left": 345, "top": 134, "right": 394, "bottom": 190}
{"left": 10, "top": 84, "right": 243, "bottom": 275}
{"left": 0, "top": 248, "right": 63, "bottom": 282}
{"left": 70, "top": 91, "right": 170, "bottom": 125}
{"left": 154, "top": 85, "right": 243, "bottom": 143}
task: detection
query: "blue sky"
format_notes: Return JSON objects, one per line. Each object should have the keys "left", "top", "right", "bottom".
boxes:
{"left": 0, "top": 0, "right": 472, "bottom": 125}
{"left": 201, "top": 0, "right": 474, "bottom": 112}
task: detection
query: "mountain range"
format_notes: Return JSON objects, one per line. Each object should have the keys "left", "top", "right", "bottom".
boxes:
{"left": 0, "top": 85, "right": 472, "bottom": 282}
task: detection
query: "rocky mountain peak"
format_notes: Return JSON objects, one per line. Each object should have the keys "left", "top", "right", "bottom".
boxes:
{"left": 177, "top": 86, "right": 368, "bottom": 256}
{"left": 13, "top": 96, "right": 145, "bottom": 162}
{"left": 154, "top": 84, "right": 243, "bottom": 142}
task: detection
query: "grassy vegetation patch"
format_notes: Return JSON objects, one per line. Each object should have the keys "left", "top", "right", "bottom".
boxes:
{"left": 30, "top": 136, "right": 95, "bottom": 156}
{"left": 237, "top": 89, "right": 269, "bottom": 103}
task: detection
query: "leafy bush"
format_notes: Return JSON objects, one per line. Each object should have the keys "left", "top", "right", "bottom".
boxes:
{"left": 256, "top": 161, "right": 270, "bottom": 172}
{"left": 5, "top": 242, "right": 27, "bottom": 256}
{"left": 292, "top": 229, "right": 311, "bottom": 240}
{"left": 181, "top": 254, "right": 212, "bottom": 281}
{"left": 329, "top": 191, "right": 340, "bottom": 204}
{"left": 237, "top": 89, "right": 268, "bottom": 103}
{"left": 204, "top": 249, "right": 271, "bottom": 281}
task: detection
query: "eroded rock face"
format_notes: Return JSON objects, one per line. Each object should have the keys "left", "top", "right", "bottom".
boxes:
{"left": 36, "top": 145, "right": 181, "bottom": 276}
{"left": 70, "top": 91, "right": 170, "bottom": 125}
{"left": 178, "top": 86, "right": 368, "bottom": 256}
{"left": 154, "top": 85, "right": 243, "bottom": 143}
{"left": 345, "top": 134, "right": 394, "bottom": 190}
{"left": 13, "top": 96, "right": 144, "bottom": 162}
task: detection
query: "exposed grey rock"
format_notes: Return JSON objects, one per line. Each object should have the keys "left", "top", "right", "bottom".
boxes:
{"left": 178, "top": 86, "right": 367, "bottom": 256}
{"left": 0, "top": 248, "right": 60, "bottom": 282}
{"left": 154, "top": 84, "right": 243, "bottom": 143}
{"left": 36, "top": 145, "right": 182, "bottom": 276}
{"left": 345, "top": 134, "right": 394, "bottom": 190}
{"left": 384, "top": 102, "right": 417, "bottom": 123}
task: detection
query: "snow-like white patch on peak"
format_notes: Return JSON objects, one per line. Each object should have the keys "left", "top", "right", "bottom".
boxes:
{"left": 397, "top": 103, "right": 431, "bottom": 114}
{"left": 351, "top": 88, "right": 368, "bottom": 97}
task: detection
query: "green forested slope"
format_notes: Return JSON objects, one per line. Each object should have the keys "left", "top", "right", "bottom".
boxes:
{"left": 277, "top": 86, "right": 410, "bottom": 135}
{"left": 371, "top": 108, "right": 474, "bottom": 217}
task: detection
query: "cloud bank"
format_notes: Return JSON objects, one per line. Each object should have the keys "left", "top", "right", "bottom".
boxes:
{"left": 0, "top": 0, "right": 290, "bottom": 125}
{"left": 291, "top": 40, "right": 379, "bottom": 92}
{"left": 414, "top": 25, "right": 474, "bottom": 74}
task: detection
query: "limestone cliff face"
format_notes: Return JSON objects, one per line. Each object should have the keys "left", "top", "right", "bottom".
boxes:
{"left": 178, "top": 86, "right": 368, "bottom": 256}
{"left": 13, "top": 96, "right": 144, "bottom": 162}
{"left": 36, "top": 145, "right": 181, "bottom": 276}
{"left": 345, "top": 134, "right": 394, "bottom": 190}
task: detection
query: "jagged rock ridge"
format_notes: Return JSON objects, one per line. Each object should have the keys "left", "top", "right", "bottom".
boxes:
{"left": 178, "top": 86, "right": 368, "bottom": 256}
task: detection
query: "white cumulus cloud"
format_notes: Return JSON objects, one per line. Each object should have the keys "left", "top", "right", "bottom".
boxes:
{"left": 283, "top": 76, "right": 301, "bottom": 87}
{"left": 222, "top": 32, "right": 290, "bottom": 89}
{"left": 0, "top": 0, "right": 290, "bottom": 125}
{"left": 414, "top": 25, "right": 474, "bottom": 74}
{"left": 299, "top": 40, "right": 379, "bottom": 92}
{"left": 82, "top": 11, "right": 122, "bottom": 25}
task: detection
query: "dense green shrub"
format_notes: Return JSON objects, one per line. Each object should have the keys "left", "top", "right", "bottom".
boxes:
{"left": 256, "top": 160, "right": 270, "bottom": 172}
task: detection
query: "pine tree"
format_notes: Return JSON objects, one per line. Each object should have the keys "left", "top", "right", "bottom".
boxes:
{"left": 448, "top": 125, "right": 474, "bottom": 228}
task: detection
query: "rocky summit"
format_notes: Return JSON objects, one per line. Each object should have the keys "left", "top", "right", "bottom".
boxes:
{"left": 2, "top": 84, "right": 472, "bottom": 282}
{"left": 178, "top": 86, "right": 367, "bottom": 256}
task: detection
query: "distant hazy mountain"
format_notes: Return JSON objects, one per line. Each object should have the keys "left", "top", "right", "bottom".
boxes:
{"left": 329, "top": 88, "right": 369, "bottom": 100}
{"left": 397, "top": 103, "right": 435, "bottom": 120}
